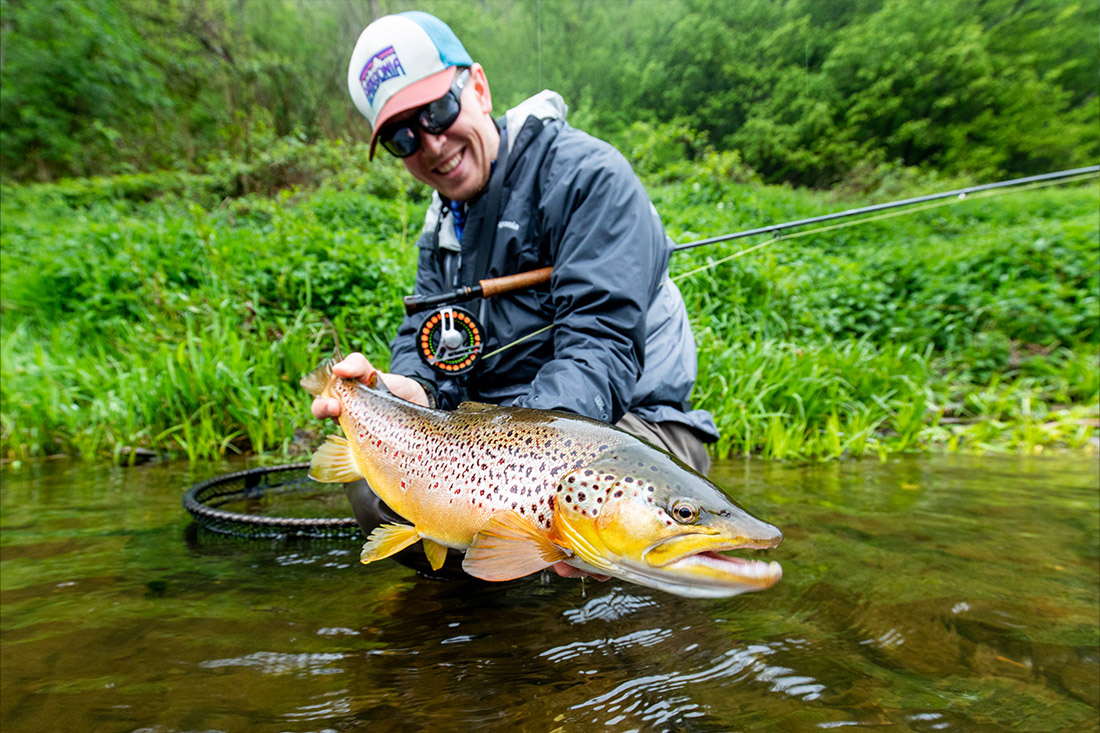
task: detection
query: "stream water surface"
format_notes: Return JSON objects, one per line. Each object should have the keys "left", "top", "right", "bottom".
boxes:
{"left": 1, "top": 454, "right": 1097, "bottom": 732}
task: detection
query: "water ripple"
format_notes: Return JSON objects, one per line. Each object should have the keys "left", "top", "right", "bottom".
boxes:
{"left": 284, "top": 690, "right": 353, "bottom": 720}
{"left": 569, "top": 643, "right": 827, "bottom": 726}
{"left": 539, "top": 628, "right": 673, "bottom": 664}
{"left": 198, "top": 651, "right": 345, "bottom": 675}
{"left": 561, "top": 588, "right": 659, "bottom": 624}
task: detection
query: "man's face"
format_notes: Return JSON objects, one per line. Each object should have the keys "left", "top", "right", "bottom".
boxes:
{"left": 396, "top": 65, "right": 499, "bottom": 203}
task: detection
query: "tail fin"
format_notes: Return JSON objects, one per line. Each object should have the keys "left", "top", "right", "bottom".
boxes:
{"left": 300, "top": 360, "right": 334, "bottom": 397}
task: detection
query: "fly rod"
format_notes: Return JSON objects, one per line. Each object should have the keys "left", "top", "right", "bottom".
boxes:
{"left": 406, "top": 165, "right": 1098, "bottom": 375}
{"left": 672, "top": 165, "right": 1099, "bottom": 252}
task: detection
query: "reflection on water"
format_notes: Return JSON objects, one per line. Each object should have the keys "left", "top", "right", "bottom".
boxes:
{"left": 1, "top": 455, "right": 1097, "bottom": 731}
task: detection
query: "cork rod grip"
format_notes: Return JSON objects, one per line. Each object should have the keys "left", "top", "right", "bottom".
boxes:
{"left": 479, "top": 267, "right": 553, "bottom": 298}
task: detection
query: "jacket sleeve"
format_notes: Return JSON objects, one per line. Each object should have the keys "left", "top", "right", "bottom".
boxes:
{"left": 510, "top": 140, "right": 666, "bottom": 424}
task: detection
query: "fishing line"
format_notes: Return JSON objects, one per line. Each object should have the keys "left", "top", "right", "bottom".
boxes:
{"left": 480, "top": 322, "right": 555, "bottom": 360}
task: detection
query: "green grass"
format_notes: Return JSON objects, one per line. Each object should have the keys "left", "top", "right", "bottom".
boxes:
{"left": 1, "top": 146, "right": 1096, "bottom": 462}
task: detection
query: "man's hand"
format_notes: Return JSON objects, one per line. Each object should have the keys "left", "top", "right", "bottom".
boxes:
{"left": 551, "top": 562, "right": 610, "bottom": 581}
{"left": 310, "top": 352, "right": 430, "bottom": 420}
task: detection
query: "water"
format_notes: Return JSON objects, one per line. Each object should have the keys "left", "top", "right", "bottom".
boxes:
{"left": 2, "top": 454, "right": 1097, "bottom": 732}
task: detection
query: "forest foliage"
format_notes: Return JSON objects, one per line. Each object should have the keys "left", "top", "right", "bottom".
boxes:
{"left": 1, "top": 0, "right": 1096, "bottom": 187}
{"left": 1, "top": 0, "right": 1097, "bottom": 462}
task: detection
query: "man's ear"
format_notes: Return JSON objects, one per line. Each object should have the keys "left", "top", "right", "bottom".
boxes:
{"left": 468, "top": 63, "right": 493, "bottom": 114}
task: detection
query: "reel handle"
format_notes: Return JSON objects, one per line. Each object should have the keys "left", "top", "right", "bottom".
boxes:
{"left": 404, "top": 267, "right": 553, "bottom": 315}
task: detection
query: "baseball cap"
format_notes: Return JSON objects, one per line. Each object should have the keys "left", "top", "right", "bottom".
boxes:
{"left": 347, "top": 11, "right": 474, "bottom": 158}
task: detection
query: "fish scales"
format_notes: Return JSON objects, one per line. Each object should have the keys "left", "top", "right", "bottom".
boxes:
{"left": 302, "top": 359, "right": 785, "bottom": 598}
{"left": 327, "top": 372, "right": 632, "bottom": 536}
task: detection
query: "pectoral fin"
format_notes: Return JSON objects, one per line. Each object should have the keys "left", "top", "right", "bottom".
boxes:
{"left": 360, "top": 523, "right": 421, "bottom": 565}
{"left": 422, "top": 538, "right": 449, "bottom": 571}
{"left": 309, "top": 435, "right": 363, "bottom": 483}
{"left": 462, "top": 511, "right": 569, "bottom": 581}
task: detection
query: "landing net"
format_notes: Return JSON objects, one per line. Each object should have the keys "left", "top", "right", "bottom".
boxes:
{"left": 182, "top": 463, "right": 362, "bottom": 540}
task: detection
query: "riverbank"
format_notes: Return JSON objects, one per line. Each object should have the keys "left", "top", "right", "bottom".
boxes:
{"left": 1, "top": 158, "right": 1096, "bottom": 462}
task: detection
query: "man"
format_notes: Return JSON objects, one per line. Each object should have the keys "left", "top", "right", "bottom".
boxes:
{"left": 313, "top": 11, "right": 718, "bottom": 572}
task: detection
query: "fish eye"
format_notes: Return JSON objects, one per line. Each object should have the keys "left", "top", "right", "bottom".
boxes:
{"left": 670, "top": 500, "right": 698, "bottom": 524}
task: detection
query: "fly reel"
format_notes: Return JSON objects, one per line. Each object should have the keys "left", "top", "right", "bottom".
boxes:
{"left": 416, "top": 306, "right": 485, "bottom": 375}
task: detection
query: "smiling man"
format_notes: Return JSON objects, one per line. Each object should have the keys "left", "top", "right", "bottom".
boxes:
{"left": 319, "top": 11, "right": 719, "bottom": 574}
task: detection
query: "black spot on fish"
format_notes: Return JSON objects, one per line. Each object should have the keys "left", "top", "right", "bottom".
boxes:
{"left": 577, "top": 492, "right": 586, "bottom": 502}
{"left": 613, "top": 490, "right": 623, "bottom": 498}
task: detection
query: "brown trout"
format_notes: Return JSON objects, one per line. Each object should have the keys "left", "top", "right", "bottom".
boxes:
{"left": 301, "top": 360, "right": 782, "bottom": 598}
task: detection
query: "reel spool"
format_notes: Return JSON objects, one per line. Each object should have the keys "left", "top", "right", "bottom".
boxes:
{"left": 416, "top": 305, "right": 485, "bottom": 375}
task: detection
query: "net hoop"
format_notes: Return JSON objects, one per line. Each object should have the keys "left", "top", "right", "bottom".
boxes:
{"left": 182, "top": 463, "right": 361, "bottom": 540}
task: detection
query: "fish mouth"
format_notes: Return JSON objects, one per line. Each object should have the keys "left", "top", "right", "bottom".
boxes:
{"left": 627, "top": 533, "right": 783, "bottom": 598}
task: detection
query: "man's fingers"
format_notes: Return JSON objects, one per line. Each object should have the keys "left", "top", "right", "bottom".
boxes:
{"left": 311, "top": 396, "right": 341, "bottom": 420}
{"left": 332, "top": 352, "right": 375, "bottom": 382}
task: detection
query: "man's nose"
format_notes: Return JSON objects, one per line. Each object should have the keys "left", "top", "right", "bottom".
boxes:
{"left": 419, "top": 130, "right": 447, "bottom": 157}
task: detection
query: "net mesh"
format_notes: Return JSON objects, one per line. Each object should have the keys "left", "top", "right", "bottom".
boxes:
{"left": 182, "top": 463, "right": 362, "bottom": 540}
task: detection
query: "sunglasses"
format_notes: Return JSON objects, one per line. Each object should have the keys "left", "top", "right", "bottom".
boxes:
{"left": 380, "top": 68, "right": 471, "bottom": 158}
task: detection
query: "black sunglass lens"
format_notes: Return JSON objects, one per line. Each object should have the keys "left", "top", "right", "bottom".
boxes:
{"left": 420, "top": 94, "right": 461, "bottom": 135}
{"left": 382, "top": 126, "right": 419, "bottom": 158}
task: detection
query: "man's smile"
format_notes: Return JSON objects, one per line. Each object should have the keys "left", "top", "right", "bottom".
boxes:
{"left": 435, "top": 149, "right": 463, "bottom": 175}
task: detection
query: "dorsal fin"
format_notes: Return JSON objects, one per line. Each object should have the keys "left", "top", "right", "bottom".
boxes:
{"left": 457, "top": 401, "right": 496, "bottom": 412}
{"left": 365, "top": 369, "right": 394, "bottom": 395}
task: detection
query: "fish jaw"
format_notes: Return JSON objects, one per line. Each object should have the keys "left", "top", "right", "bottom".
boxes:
{"left": 555, "top": 511, "right": 783, "bottom": 599}
{"left": 638, "top": 531, "right": 783, "bottom": 596}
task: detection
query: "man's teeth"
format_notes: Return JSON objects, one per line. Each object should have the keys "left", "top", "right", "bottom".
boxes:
{"left": 437, "top": 151, "right": 462, "bottom": 174}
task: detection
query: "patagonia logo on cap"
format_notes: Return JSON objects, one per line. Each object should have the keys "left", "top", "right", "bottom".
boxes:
{"left": 360, "top": 46, "right": 406, "bottom": 106}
